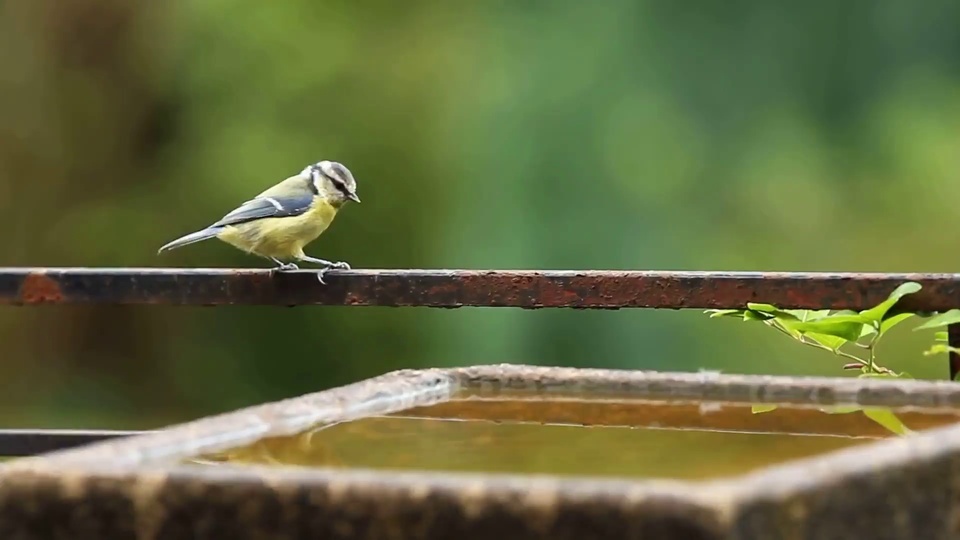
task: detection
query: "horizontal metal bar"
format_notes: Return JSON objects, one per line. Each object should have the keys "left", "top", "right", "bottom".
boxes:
{"left": 1, "top": 267, "right": 960, "bottom": 309}
{"left": 0, "top": 429, "right": 149, "bottom": 457}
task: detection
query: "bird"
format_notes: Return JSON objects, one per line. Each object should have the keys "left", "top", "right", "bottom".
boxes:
{"left": 158, "top": 160, "right": 360, "bottom": 283}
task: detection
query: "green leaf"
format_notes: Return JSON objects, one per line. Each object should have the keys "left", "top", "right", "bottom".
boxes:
{"left": 784, "top": 309, "right": 813, "bottom": 321}
{"left": 747, "top": 303, "right": 801, "bottom": 320}
{"left": 786, "top": 315, "right": 866, "bottom": 341}
{"left": 781, "top": 309, "right": 834, "bottom": 324}
{"left": 923, "top": 343, "right": 960, "bottom": 356}
{"left": 751, "top": 404, "right": 778, "bottom": 414}
{"left": 879, "top": 312, "right": 914, "bottom": 336}
{"left": 863, "top": 408, "right": 911, "bottom": 436}
{"left": 705, "top": 309, "right": 746, "bottom": 318}
{"left": 803, "top": 332, "right": 847, "bottom": 351}
{"left": 859, "top": 282, "right": 922, "bottom": 324}
{"left": 858, "top": 372, "right": 901, "bottom": 379}
{"left": 934, "top": 331, "right": 949, "bottom": 342}
{"left": 766, "top": 319, "right": 802, "bottom": 340}
{"left": 820, "top": 405, "right": 862, "bottom": 414}
{"left": 743, "top": 310, "right": 773, "bottom": 321}
{"left": 803, "top": 309, "right": 832, "bottom": 321}
{"left": 914, "top": 309, "right": 960, "bottom": 331}
{"left": 821, "top": 388, "right": 912, "bottom": 435}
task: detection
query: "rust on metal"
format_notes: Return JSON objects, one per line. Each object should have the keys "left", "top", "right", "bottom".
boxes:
{"left": 17, "top": 273, "right": 64, "bottom": 304}
{"left": 3, "top": 268, "right": 960, "bottom": 378}
{"left": 0, "top": 267, "right": 958, "bottom": 310}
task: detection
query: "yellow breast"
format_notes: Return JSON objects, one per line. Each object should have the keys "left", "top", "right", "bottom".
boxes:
{"left": 217, "top": 199, "right": 339, "bottom": 260}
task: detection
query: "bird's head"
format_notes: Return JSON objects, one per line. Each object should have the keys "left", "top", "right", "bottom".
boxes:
{"left": 303, "top": 160, "right": 360, "bottom": 205}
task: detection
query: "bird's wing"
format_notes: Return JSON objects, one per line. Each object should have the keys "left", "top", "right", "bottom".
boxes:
{"left": 211, "top": 195, "right": 314, "bottom": 228}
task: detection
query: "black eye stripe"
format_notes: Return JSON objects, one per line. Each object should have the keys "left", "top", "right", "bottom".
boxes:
{"left": 325, "top": 173, "right": 351, "bottom": 196}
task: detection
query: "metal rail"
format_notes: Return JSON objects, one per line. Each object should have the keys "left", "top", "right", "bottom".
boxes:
{"left": 3, "top": 267, "right": 960, "bottom": 309}
{"left": 1, "top": 267, "right": 959, "bottom": 374}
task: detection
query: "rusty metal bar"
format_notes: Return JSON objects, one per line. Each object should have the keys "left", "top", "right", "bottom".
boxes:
{"left": 950, "top": 325, "right": 960, "bottom": 382}
{"left": 0, "top": 429, "right": 148, "bottom": 457}
{"left": 1, "top": 267, "right": 960, "bottom": 310}
{"left": 3, "top": 268, "right": 960, "bottom": 378}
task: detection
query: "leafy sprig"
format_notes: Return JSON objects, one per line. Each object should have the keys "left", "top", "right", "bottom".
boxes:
{"left": 704, "top": 282, "right": 960, "bottom": 435}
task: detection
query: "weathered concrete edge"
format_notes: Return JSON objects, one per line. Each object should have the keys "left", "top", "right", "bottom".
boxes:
{"left": 451, "top": 364, "right": 960, "bottom": 410}
{"left": 0, "top": 466, "right": 726, "bottom": 540}
{"left": 708, "top": 418, "right": 960, "bottom": 539}
{"left": 16, "top": 363, "right": 960, "bottom": 470}
{"left": 458, "top": 366, "right": 960, "bottom": 538}
{"left": 5, "top": 365, "right": 960, "bottom": 539}
{"left": 1, "top": 368, "right": 456, "bottom": 470}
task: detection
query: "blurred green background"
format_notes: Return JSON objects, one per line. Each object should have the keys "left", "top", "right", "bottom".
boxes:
{"left": 1, "top": 0, "right": 959, "bottom": 429}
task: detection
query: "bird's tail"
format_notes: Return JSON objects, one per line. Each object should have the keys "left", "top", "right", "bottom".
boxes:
{"left": 157, "top": 227, "right": 222, "bottom": 254}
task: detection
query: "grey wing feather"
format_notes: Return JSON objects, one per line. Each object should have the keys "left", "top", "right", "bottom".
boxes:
{"left": 211, "top": 195, "right": 314, "bottom": 228}
{"left": 158, "top": 194, "right": 313, "bottom": 254}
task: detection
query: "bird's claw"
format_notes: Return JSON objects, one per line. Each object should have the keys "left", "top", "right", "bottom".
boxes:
{"left": 316, "top": 261, "right": 350, "bottom": 284}
{"left": 273, "top": 262, "right": 299, "bottom": 272}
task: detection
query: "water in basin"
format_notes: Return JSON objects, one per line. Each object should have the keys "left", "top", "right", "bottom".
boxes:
{"left": 194, "top": 390, "right": 960, "bottom": 480}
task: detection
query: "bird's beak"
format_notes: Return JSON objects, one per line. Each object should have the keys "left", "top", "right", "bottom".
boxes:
{"left": 348, "top": 192, "right": 361, "bottom": 203}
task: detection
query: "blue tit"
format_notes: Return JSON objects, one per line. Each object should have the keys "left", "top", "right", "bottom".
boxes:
{"left": 158, "top": 160, "right": 361, "bottom": 283}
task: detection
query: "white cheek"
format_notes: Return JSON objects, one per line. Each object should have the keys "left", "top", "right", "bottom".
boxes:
{"left": 309, "top": 171, "right": 322, "bottom": 189}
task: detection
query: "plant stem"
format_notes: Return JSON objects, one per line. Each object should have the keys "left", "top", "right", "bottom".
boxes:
{"left": 865, "top": 325, "right": 880, "bottom": 374}
{"left": 765, "top": 320, "right": 896, "bottom": 376}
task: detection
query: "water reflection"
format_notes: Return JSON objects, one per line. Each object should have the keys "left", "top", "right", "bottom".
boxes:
{"left": 195, "top": 394, "right": 960, "bottom": 479}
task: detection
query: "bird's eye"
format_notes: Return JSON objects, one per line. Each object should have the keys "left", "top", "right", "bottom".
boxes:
{"left": 329, "top": 176, "right": 350, "bottom": 195}
{"left": 317, "top": 162, "right": 353, "bottom": 197}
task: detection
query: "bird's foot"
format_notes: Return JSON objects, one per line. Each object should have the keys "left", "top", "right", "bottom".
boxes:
{"left": 272, "top": 262, "right": 299, "bottom": 272}
{"left": 296, "top": 255, "right": 351, "bottom": 284}
{"left": 316, "top": 261, "right": 350, "bottom": 284}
